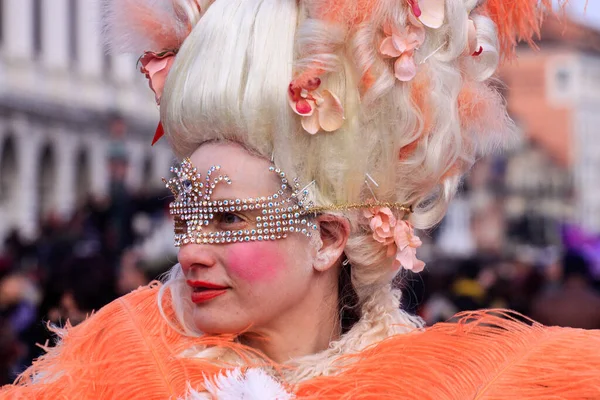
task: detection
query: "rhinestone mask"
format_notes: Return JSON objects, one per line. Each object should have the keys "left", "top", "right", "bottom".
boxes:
{"left": 164, "top": 158, "right": 318, "bottom": 247}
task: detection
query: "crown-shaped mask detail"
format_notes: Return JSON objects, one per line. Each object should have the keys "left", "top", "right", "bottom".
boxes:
{"left": 164, "top": 158, "right": 317, "bottom": 247}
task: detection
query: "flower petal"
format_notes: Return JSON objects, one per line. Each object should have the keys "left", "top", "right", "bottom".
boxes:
{"left": 407, "top": 0, "right": 422, "bottom": 17}
{"left": 394, "top": 221, "right": 411, "bottom": 249}
{"left": 317, "top": 90, "right": 345, "bottom": 132}
{"left": 418, "top": 0, "right": 445, "bottom": 29}
{"left": 392, "top": 29, "right": 410, "bottom": 55}
{"left": 408, "top": 25, "right": 426, "bottom": 49}
{"left": 394, "top": 54, "right": 417, "bottom": 82}
{"left": 381, "top": 207, "right": 397, "bottom": 227}
{"left": 410, "top": 234, "right": 423, "bottom": 248}
{"left": 395, "top": 247, "right": 416, "bottom": 270}
{"left": 412, "top": 259, "right": 426, "bottom": 273}
{"left": 288, "top": 84, "right": 302, "bottom": 102}
{"left": 139, "top": 50, "right": 175, "bottom": 70}
{"left": 288, "top": 86, "right": 314, "bottom": 116}
{"left": 301, "top": 111, "right": 321, "bottom": 134}
{"left": 141, "top": 56, "right": 175, "bottom": 105}
{"left": 380, "top": 36, "right": 402, "bottom": 58}
{"left": 304, "top": 77, "right": 322, "bottom": 91}
{"left": 295, "top": 99, "right": 315, "bottom": 116}
{"left": 374, "top": 231, "right": 394, "bottom": 245}
{"left": 370, "top": 215, "right": 383, "bottom": 231}
{"left": 378, "top": 223, "right": 392, "bottom": 235}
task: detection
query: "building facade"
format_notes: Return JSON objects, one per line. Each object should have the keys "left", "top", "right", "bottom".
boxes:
{"left": 501, "top": 17, "right": 600, "bottom": 235}
{"left": 436, "top": 17, "right": 600, "bottom": 260}
{"left": 0, "top": 0, "right": 173, "bottom": 240}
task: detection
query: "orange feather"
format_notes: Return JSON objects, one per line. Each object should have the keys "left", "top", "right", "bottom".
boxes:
{"left": 481, "top": 0, "right": 563, "bottom": 61}
{"left": 308, "top": 0, "right": 380, "bottom": 25}
{"left": 2, "top": 287, "right": 599, "bottom": 399}
{"left": 0, "top": 284, "right": 263, "bottom": 399}
{"left": 295, "top": 310, "right": 600, "bottom": 399}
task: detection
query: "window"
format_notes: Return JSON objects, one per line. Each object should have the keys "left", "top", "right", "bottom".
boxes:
{"left": 38, "top": 144, "right": 56, "bottom": 218}
{"left": 0, "top": 135, "right": 17, "bottom": 205}
{"left": 103, "top": 50, "right": 113, "bottom": 79}
{"left": 69, "top": 0, "right": 78, "bottom": 65}
{"left": 555, "top": 68, "right": 571, "bottom": 93}
{"left": 141, "top": 153, "right": 154, "bottom": 191}
{"left": 33, "top": 0, "right": 43, "bottom": 57}
{"left": 75, "top": 148, "right": 91, "bottom": 205}
{"left": 100, "top": 5, "right": 113, "bottom": 79}
{"left": 0, "top": 0, "right": 4, "bottom": 45}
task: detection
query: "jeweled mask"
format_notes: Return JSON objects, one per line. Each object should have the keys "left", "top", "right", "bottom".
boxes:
{"left": 164, "top": 158, "right": 317, "bottom": 247}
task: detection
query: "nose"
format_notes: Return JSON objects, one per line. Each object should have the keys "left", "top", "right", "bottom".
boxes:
{"left": 177, "top": 243, "right": 218, "bottom": 274}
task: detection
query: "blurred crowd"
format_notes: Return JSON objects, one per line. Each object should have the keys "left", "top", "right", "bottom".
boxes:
{"left": 406, "top": 248, "right": 600, "bottom": 328}
{"left": 0, "top": 142, "right": 176, "bottom": 384}
{"left": 1, "top": 171, "right": 600, "bottom": 384}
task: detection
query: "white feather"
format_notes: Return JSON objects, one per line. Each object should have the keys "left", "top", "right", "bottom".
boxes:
{"left": 181, "top": 382, "right": 213, "bottom": 400}
{"left": 102, "top": 0, "right": 189, "bottom": 54}
{"left": 183, "top": 368, "right": 294, "bottom": 400}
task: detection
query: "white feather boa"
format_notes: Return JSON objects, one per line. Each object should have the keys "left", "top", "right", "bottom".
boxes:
{"left": 182, "top": 368, "right": 294, "bottom": 400}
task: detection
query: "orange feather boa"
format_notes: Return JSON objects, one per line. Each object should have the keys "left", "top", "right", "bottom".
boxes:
{"left": 1, "top": 284, "right": 599, "bottom": 399}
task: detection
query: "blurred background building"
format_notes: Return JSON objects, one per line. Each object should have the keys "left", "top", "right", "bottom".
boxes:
{"left": 1, "top": 0, "right": 600, "bottom": 385}
{"left": 436, "top": 16, "right": 600, "bottom": 260}
{"left": 504, "top": 17, "right": 600, "bottom": 235}
{"left": 0, "top": 0, "right": 173, "bottom": 240}
{"left": 0, "top": 5, "right": 178, "bottom": 381}
{"left": 415, "top": 14, "right": 600, "bottom": 330}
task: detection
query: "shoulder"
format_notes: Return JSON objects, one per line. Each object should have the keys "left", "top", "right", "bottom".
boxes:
{"left": 296, "top": 310, "right": 600, "bottom": 399}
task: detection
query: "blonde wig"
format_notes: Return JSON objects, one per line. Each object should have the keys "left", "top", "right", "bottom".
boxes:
{"left": 103, "top": 0, "right": 546, "bottom": 383}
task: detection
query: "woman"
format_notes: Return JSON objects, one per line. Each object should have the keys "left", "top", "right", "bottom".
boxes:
{"left": 2, "top": 0, "right": 600, "bottom": 398}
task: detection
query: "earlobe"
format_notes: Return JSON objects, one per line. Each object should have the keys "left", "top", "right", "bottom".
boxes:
{"left": 313, "top": 215, "right": 350, "bottom": 272}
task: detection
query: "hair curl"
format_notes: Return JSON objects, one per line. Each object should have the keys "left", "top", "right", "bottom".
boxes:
{"left": 158, "top": 0, "right": 512, "bottom": 381}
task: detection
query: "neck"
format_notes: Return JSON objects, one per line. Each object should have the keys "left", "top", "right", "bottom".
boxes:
{"left": 240, "top": 273, "right": 341, "bottom": 364}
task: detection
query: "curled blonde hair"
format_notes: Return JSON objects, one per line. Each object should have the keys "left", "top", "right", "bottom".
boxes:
{"left": 158, "top": 0, "right": 511, "bottom": 381}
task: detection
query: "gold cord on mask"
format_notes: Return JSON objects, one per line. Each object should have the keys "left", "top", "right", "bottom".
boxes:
{"left": 304, "top": 202, "right": 413, "bottom": 215}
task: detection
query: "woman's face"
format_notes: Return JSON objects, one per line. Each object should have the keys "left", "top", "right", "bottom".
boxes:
{"left": 177, "top": 142, "right": 319, "bottom": 334}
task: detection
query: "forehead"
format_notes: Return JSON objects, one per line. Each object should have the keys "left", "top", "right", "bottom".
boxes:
{"left": 189, "top": 143, "right": 279, "bottom": 198}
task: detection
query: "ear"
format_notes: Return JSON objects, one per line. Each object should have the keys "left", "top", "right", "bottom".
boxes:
{"left": 313, "top": 214, "right": 350, "bottom": 272}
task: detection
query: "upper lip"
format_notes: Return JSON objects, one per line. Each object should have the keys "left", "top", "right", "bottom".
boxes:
{"left": 186, "top": 280, "right": 229, "bottom": 290}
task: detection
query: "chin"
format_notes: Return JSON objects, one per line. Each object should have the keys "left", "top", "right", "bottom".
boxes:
{"left": 192, "top": 312, "right": 251, "bottom": 335}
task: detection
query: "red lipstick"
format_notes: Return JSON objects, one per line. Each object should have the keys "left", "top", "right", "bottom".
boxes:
{"left": 187, "top": 280, "right": 229, "bottom": 303}
{"left": 187, "top": 280, "right": 228, "bottom": 289}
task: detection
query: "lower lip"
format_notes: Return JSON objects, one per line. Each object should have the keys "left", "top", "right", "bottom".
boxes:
{"left": 191, "top": 289, "right": 227, "bottom": 303}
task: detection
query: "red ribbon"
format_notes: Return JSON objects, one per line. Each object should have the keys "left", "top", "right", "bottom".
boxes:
{"left": 152, "top": 122, "right": 165, "bottom": 146}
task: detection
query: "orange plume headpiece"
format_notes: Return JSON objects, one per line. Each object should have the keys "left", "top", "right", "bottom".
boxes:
{"left": 481, "top": 0, "right": 563, "bottom": 61}
{"left": 103, "top": 0, "right": 567, "bottom": 146}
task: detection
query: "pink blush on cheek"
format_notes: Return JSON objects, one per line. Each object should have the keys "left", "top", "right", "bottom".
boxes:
{"left": 225, "top": 242, "right": 285, "bottom": 283}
